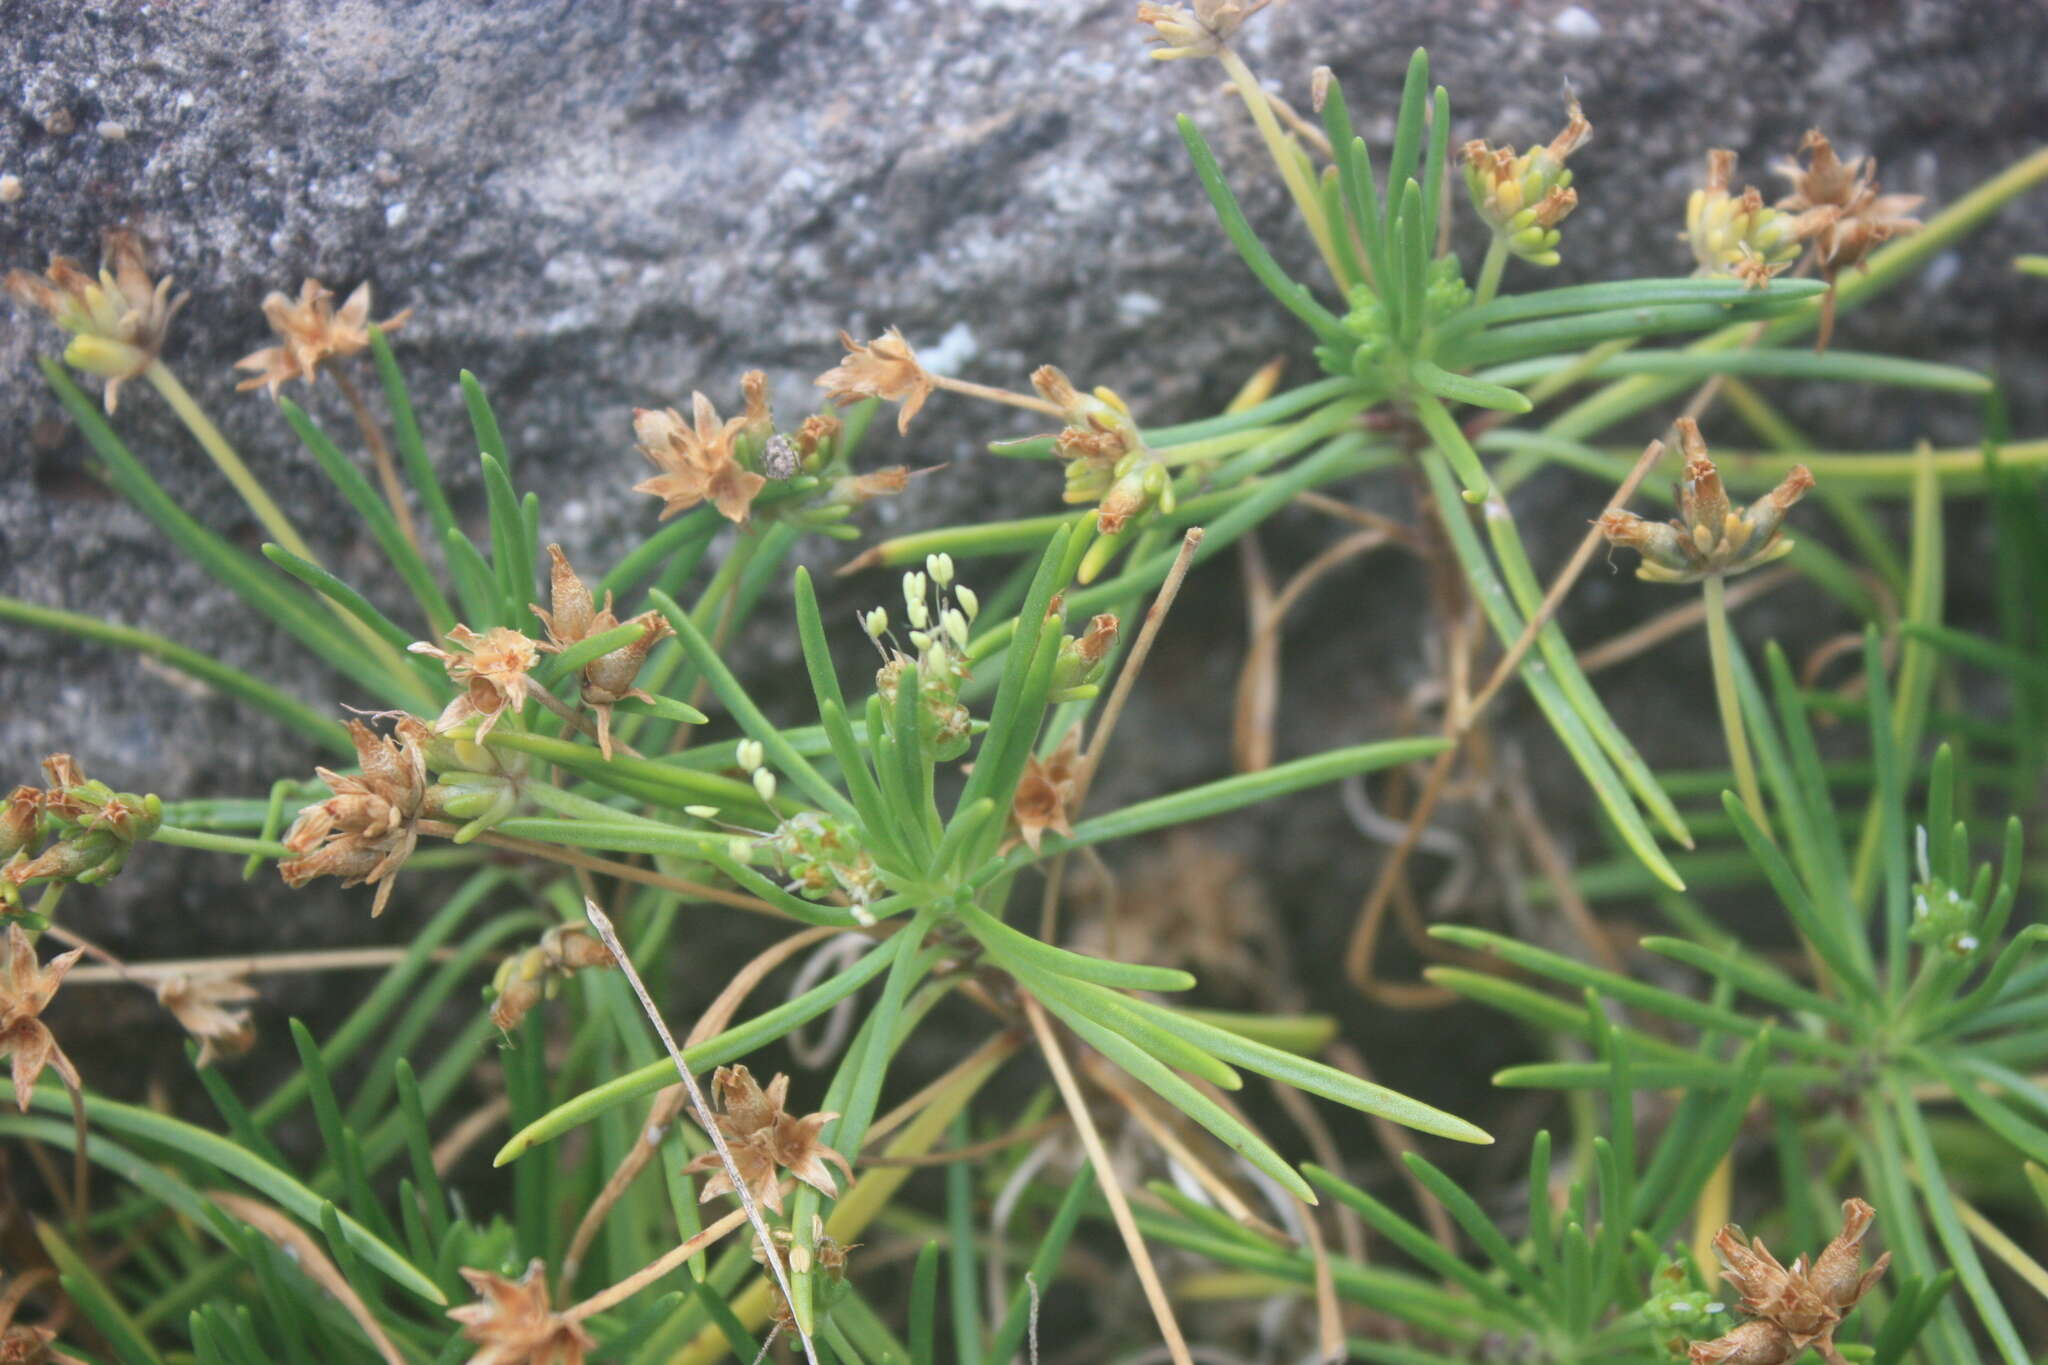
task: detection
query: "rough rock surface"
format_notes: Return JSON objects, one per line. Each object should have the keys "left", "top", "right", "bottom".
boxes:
{"left": 2, "top": 1, "right": 2043, "bottom": 1075}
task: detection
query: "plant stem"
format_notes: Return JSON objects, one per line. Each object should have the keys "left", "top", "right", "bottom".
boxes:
{"left": 1473, "top": 235, "right": 1510, "bottom": 308}
{"left": 1216, "top": 47, "right": 1349, "bottom": 291}
{"left": 333, "top": 366, "right": 422, "bottom": 555}
{"left": 929, "top": 373, "right": 1064, "bottom": 416}
{"left": 583, "top": 899, "right": 821, "bottom": 1365}
{"left": 1022, "top": 995, "right": 1195, "bottom": 1365}
{"left": 145, "top": 360, "right": 421, "bottom": 675}
{"left": 1463, "top": 436, "right": 1667, "bottom": 722}
{"left": 143, "top": 361, "right": 318, "bottom": 565}
{"left": 1701, "top": 574, "right": 1767, "bottom": 828}
{"left": 562, "top": 1203, "right": 751, "bottom": 1323}
{"left": 152, "top": 826, "right": 290, "bottom": 858}
{"left": 64, "top": 946, "right": 456, "bottom": 984}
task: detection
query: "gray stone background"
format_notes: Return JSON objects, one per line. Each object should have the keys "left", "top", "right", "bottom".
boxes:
{"left": 2, "top": 0, "right": 2044, "bottom": 1074}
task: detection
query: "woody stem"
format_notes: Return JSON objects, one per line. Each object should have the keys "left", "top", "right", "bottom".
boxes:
{"left": 1701, "top": 573, "right": 1768, "bottom": 829}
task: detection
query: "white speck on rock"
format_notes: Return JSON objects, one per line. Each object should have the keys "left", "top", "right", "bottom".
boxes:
{"left": 96, "top": 120, "right": 128, "bottom": 141}
{"left": 384, "top": 201, "right": 409, "bottom": 228}
{"left": 920, "top": 321, "right": 979, "bottom": 376}
{"left": 0, "top": 175, "right": 21, "bottom": 204}
{"left": 1553, "top": 5, "right": 1602, "bottom": 39}
{"left": 1117, "top": 291, "right": 1163, "bottom": 323}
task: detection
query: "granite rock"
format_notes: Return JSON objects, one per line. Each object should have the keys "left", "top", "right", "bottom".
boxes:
{"left": 2, "top": 0, "right": 2043, "bottom": 974}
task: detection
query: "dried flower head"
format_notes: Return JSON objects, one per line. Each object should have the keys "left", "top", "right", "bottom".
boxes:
{"left": 0, "top": 924, "right": 84, "bottom": 1113}
{"left": 1461, "top": 97, "right": 1592, "bottom": 267}
{"left": 795, "top": 413, "right": 842, "bottom": 464}
{"left": 5, "top": 229, "right": 186, "bottom": 412}
{"left": 1134, "top": 1, "right": 1269, "bottom": 61}
{"left": 411, "top": 626, "right": 541, "bottom": 742}
{"left": 1051, "top": 613, "right": 1119, "bottom": 698}
{"left": 1006, "top": 727, "right": 1082, "bottom": 854}
{"left": 1093, "top": 455, "right": 1172, "bottom": 537}
{"left": 1687, "top": 1319, "right": 1796, "bottom": 1365}
{"left": 1689, "top": 1198, "right": 1889, "bottom": 1365}
{"left": 0, "top": 788, "right": 40, "bottom": 863}
{"left": 741, "top": 368, "right": 774, "bottom": 439}
{"left": 0, "top": 1318, "right": 59, "bottom": 1365}
{"left": 1599, "top": 420, "right": 1812, "bottom": 584}
{"left": 489, "top": 924, "right": 616, "bottom": 1032}
{"left": 448, "top": 1258, "right": 594, "bottom": 1365}
{"left": 683, "top": 1064, "right": 853, "bottom": 1216}
{"left": 4, "top": 756, "right": 161, "bottom": 891}
{"left": 1774, "top": 129, "right": 1923, "bottom": 280}
{"left": 815, "top": 328, "right": 935, "bottom": 435}
{"left": 234, "top": 278, "right": 410, "bottom": 397}
{"left": 1804, "top": 1198, "right": 1890, "bottom": 1311}
{"left": 279, "top": 717, "right": 431, "bottom": 917}
{"left": 531, "top": 545, "right": 675, "bottom": 757}
{"left": 156, "top": 972, "right": 259, "bottom": 1068}
{"left": 37, "top": 755, "right": 90, "bottom": 820}
{"left": 1032, "top": 365, "right": 1141, "bottom": 469}
{"left": 1685, "top": 150, "right": 1802, "bottom": 289}
{"left": 631, "top": 393, "right": 768, "bottom": 524}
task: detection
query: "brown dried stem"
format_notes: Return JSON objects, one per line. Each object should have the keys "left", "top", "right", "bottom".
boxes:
{"left": 430, "top": 1094, "right": 512, "bottom": 1177}
{"left": 331, "top": 366, "right": 421, "bottom": 556}
{"left": 583, "top": 899, "right": 818, "bottom": 1365}
{"left": 1039, "top": 528, "right": 1204, "bottom": 941}
{"left": 1235, "top": 526, "right": 1393, "bottom": 772}
{"left": 1463, "top": 437, "right": 1668, "bottom": 723}
{"left": 1022, "top": 994, "right": 1193, "bottom": 1365}
{"left": 441, "top": 829, "right": 782, "bottom": 916}
{"left": 1082, "top": 1052, "right": 1285, "bottom": 1242}
{"left": 210, "top": 1192, "right": 408, "bottom": 1365}
{"left": 562, "top": 1203, "right": 754, "bottom": 1324}
{"left": 562, "top": 926, "right": 846, "bottom": 1285}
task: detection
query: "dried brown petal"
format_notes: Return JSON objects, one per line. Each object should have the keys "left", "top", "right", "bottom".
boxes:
{"left": 5, "top": 230, "right": 187, "bottom": 412}
{"left": 0, "top": 924, "right": 84, "bottom": 1112}
{"left": 410, "top": 626, "right": 540, "bottom": 743}
{"left": 234, "top": 278, "right": 409, "bottom": 397}
{"left": 533, "top": 544, "right": 609, "bottom": 649}
{"left": 0, "top": 1322, "right": 58, "bottom": 1365}
{"left": 1006, "top": 727, "right": 1081, "bottom": 854}
{"left": 1807, "top": 1198, "right": 1890, "bottom": 1312}
{"left": 1774, "top": 129, "right": 1923, "bottom": 281}
{"left": 0, "top": 788, "right": 41, "bottom": 861}
{"left": 279, "top": 718, "right": 430, "bottom": 916}
{"left": 1687, "top": 1319, "right": 1797, "bottom": 1365}
{"left": 682, "top": 1064, "right": 853, "bottom": 1216}
{"left": 1134, "top": 1, "right": 1267, "bottom": 60}
{"left": 157, "top": 972, "right": 259, "bottom": 1067}
{"left": 632, "top": 392, "right": 766, "bottom": 524}
{"left": 448, "top": 1258, "right": 593, "bottom": 1365}
{"left": 1075, "top": 613, "right": 1119, "bottom": 666}
{"left": 815, "top": 328, "right": 935, "bottom": 435}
